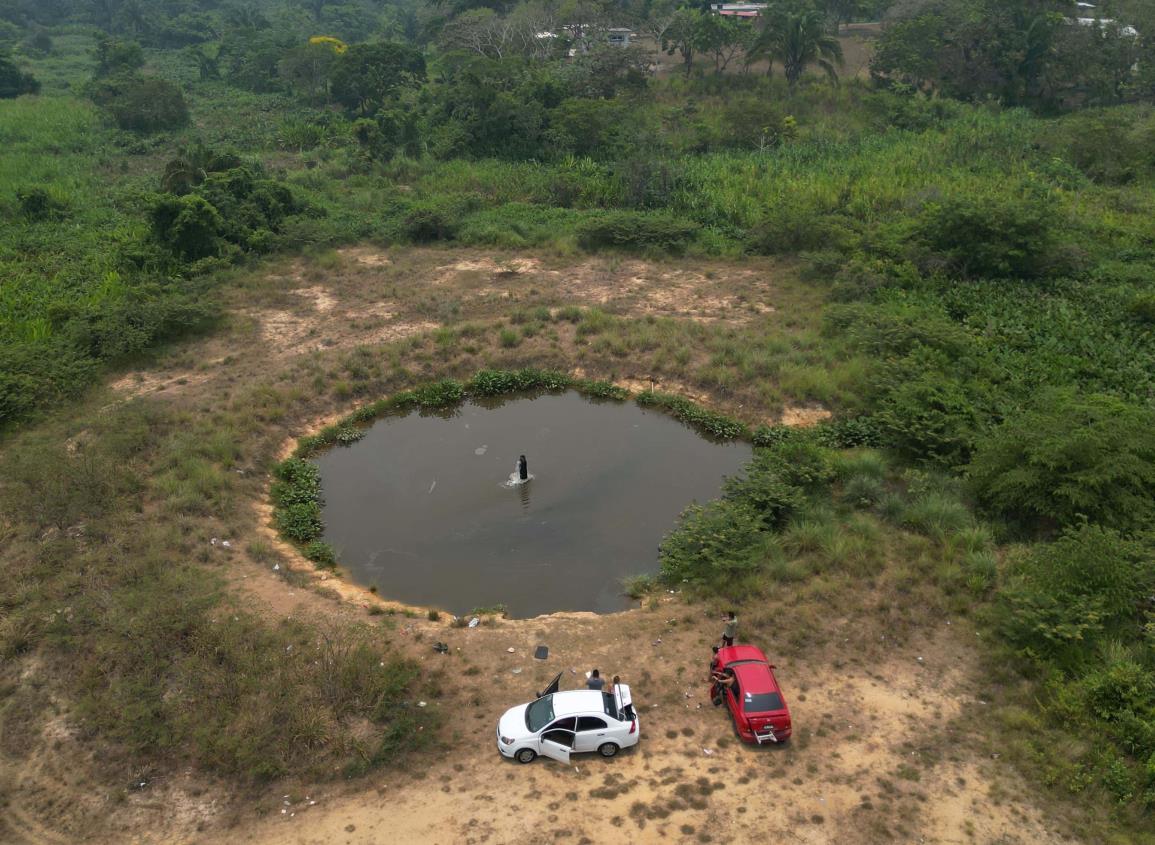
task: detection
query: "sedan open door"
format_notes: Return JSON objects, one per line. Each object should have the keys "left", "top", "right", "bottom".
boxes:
{"left": 538, "top": 736, "right": 572, "bottom": 764}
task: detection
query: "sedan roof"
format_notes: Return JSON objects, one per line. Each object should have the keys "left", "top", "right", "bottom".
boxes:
{"left": 718, "top": 644, "right": 768, "bottom": 664}
{"left": 718, "top": 645, "right": 780, "bottom": 695}
{"left": 551, "top": 689, "right": 607, "bottom": 717}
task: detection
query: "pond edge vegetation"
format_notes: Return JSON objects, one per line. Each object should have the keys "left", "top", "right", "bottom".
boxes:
{"left": 271, "top": 367, "right": 756, "bottom": 568}
{"left": 270, "top": 366, "right": 886, "bottom": 600}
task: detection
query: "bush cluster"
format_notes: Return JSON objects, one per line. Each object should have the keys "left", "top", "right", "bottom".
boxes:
{"left": 968, "top": 392, "right": 1155, "bottom": 533}
{"left": 660, "top": 441, "right": 832, "bottom": 585}
{"left": 575, "top": 211, "right": 698, "bottom": 255}
{"left": 150, "top": 164, "right": 310, "bottom": 261}
{"left": 87, "top": 74, "right": 189, "bottom": 133}
{"left": 0, "top": 53, "right": 39, "bottom": 98}
{"left": 271, "top": 458, "right": 323, "bottom": 543}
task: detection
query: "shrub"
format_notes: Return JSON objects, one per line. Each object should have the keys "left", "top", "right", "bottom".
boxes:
{"left": 826, "top": 301, "right": 975, "bottom": 360}
{"left": 304, "top": 541, "right": 338, "bottom": 568}
{"left": 400, "top": 201, "right": 461, "bottom": 242}
{"left": 747, "top": 200, "right": 847, "bottom": 255}
{"left": 968, "top": 392, "right": 1155, "bottom": 533}
{"left": 915, "top": 193, "right": 1058, "bottom": 279}
{"left": 723, "top": 451, "right": 808, "bottom": 529}
{"left": 150, "top": 166, "right": 307, "bottom": 261}
{"left": 16, "top": 187, "right": 69, "bottom": 221}
{"left": 0, "top": 54, "right": 40, "bottom": 98}
{"left": 89, "top": 74, "right": 190, "bottom": 133}
{"left": 1081, "top": 660, "right": 1155, "bottom": 744}
{"left": 621, "top": 573, "right": 659, "bottom": 599}
{"left": 93, "top": 37, "right": 144, "bottom": 78}
{"left": 995, "top": 525, "right": 1153, "bottom": 665}
{"left": 576, "top": 211, "right": 698, "bottom": 255}
{"left": 150, "top": 194, "right": 223, "bottom": 260}
{"left": 876, "top": 370, "right": 985, "bottom": 468}
{"left": 1044, "top": 110, "right": 1155, "bottom": 186}
{"left": 660, "top": 499, "right": 768, "bottom": 584}
{"left": 1129, "top": 293, "right": 1155, "bottom": 325}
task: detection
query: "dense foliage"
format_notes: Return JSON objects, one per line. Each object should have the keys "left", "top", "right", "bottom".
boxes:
{"left": 0, "top": 51, "right": 38, "bottom": 96}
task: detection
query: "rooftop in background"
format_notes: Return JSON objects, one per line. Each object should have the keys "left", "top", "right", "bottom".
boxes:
{"left": 710, "top": 3, "right": 767, "bottom": 16}
{"left": 1074, "top": 16, "right": 1139, "bottom": 36}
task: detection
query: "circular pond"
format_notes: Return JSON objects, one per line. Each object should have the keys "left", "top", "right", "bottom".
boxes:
{"left": 314, "top": 392, "right": 751, "bottom": 617}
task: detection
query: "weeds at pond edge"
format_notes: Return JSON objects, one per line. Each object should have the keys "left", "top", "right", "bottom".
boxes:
{"left": 271, "top": 367, "right": 879, "bottom": 562}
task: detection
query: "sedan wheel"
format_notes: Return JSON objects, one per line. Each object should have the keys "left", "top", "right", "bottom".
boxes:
{"left": 598, "top": 742, "right": 619, "bottom": 758}
{"left": 515, "top": 748, "right": 536, "bottom": 764}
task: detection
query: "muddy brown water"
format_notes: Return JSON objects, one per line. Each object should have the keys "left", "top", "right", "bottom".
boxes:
{"left": 314, "top": 392, "right": 752, "bottom": 617}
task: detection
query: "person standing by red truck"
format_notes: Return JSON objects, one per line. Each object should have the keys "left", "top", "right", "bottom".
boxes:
{"left": 721, "top": 611, "right": 737, "bottom": 647}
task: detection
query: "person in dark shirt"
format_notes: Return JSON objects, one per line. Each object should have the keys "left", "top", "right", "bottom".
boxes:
{"left": 586, "top": 668, "right": 605, "bottom": 691}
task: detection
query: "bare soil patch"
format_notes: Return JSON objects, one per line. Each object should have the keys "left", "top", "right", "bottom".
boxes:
{"left": 779, "top": 405, "right": 833, "bottom": 427}
{"left": 224, "top": 611, "right": 1062, "bottom": 845}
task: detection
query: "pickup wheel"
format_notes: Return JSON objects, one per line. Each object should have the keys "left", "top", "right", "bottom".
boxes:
{"left": 515, "top": 748, "right": 537, "bottom": 764}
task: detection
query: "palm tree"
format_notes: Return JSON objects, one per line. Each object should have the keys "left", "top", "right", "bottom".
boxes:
{"left": 752, "top": 2, "right": 843, "bottom": 89}
{"left": 161, "top": 143, "right": 242, "bottom": 195}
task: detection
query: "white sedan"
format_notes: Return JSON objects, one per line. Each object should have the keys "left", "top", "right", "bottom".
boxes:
{"left": 497, "top": 681, "right": 639, "bottom": 764}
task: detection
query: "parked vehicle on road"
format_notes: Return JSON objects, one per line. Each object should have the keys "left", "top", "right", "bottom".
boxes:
{"left": 497, "top": 675, "right": 638, "bottom": 764}
{"left": 710, "top": 644, "right": 792, "bottom": 744}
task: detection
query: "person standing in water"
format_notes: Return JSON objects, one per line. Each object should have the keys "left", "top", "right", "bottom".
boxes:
{"left": 518, "top": 454, "right": 528, "bottom": 481}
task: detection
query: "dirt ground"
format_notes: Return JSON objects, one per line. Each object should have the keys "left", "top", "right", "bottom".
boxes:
{"left": 222, "top": 606, "right": 1068, "bottom": 845}
{"left": 0, "top": 247, "right": 1076, "bottom": 845}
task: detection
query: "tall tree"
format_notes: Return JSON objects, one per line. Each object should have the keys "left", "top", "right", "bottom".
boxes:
{"left": 329, "top": 41, "right": 426, "bottom": 115}
{"left": 868, "top": 0, "right": 1141, "bottom": 107}
{"left": 752, "top": 1, "right": 843, "bottom": 87}
{"left": 662, "top": 7, "right": 708, "bottom": 74}
{"left": 700, "top": 14, "right": 749, "bottom": 73}
{"left": 820, "top": 0, "right": 866, "bottom": 30}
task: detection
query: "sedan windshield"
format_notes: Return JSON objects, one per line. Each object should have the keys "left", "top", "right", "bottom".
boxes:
{"left": 744, "top": 692, "right": 785, "bottom": 713}
{"left": 525, "top": 696, "right": 555, "bottom": 732}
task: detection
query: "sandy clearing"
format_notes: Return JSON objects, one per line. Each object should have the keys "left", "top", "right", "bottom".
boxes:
{"left": 218, "top": 616, "right": 1064, "bottom": 845}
